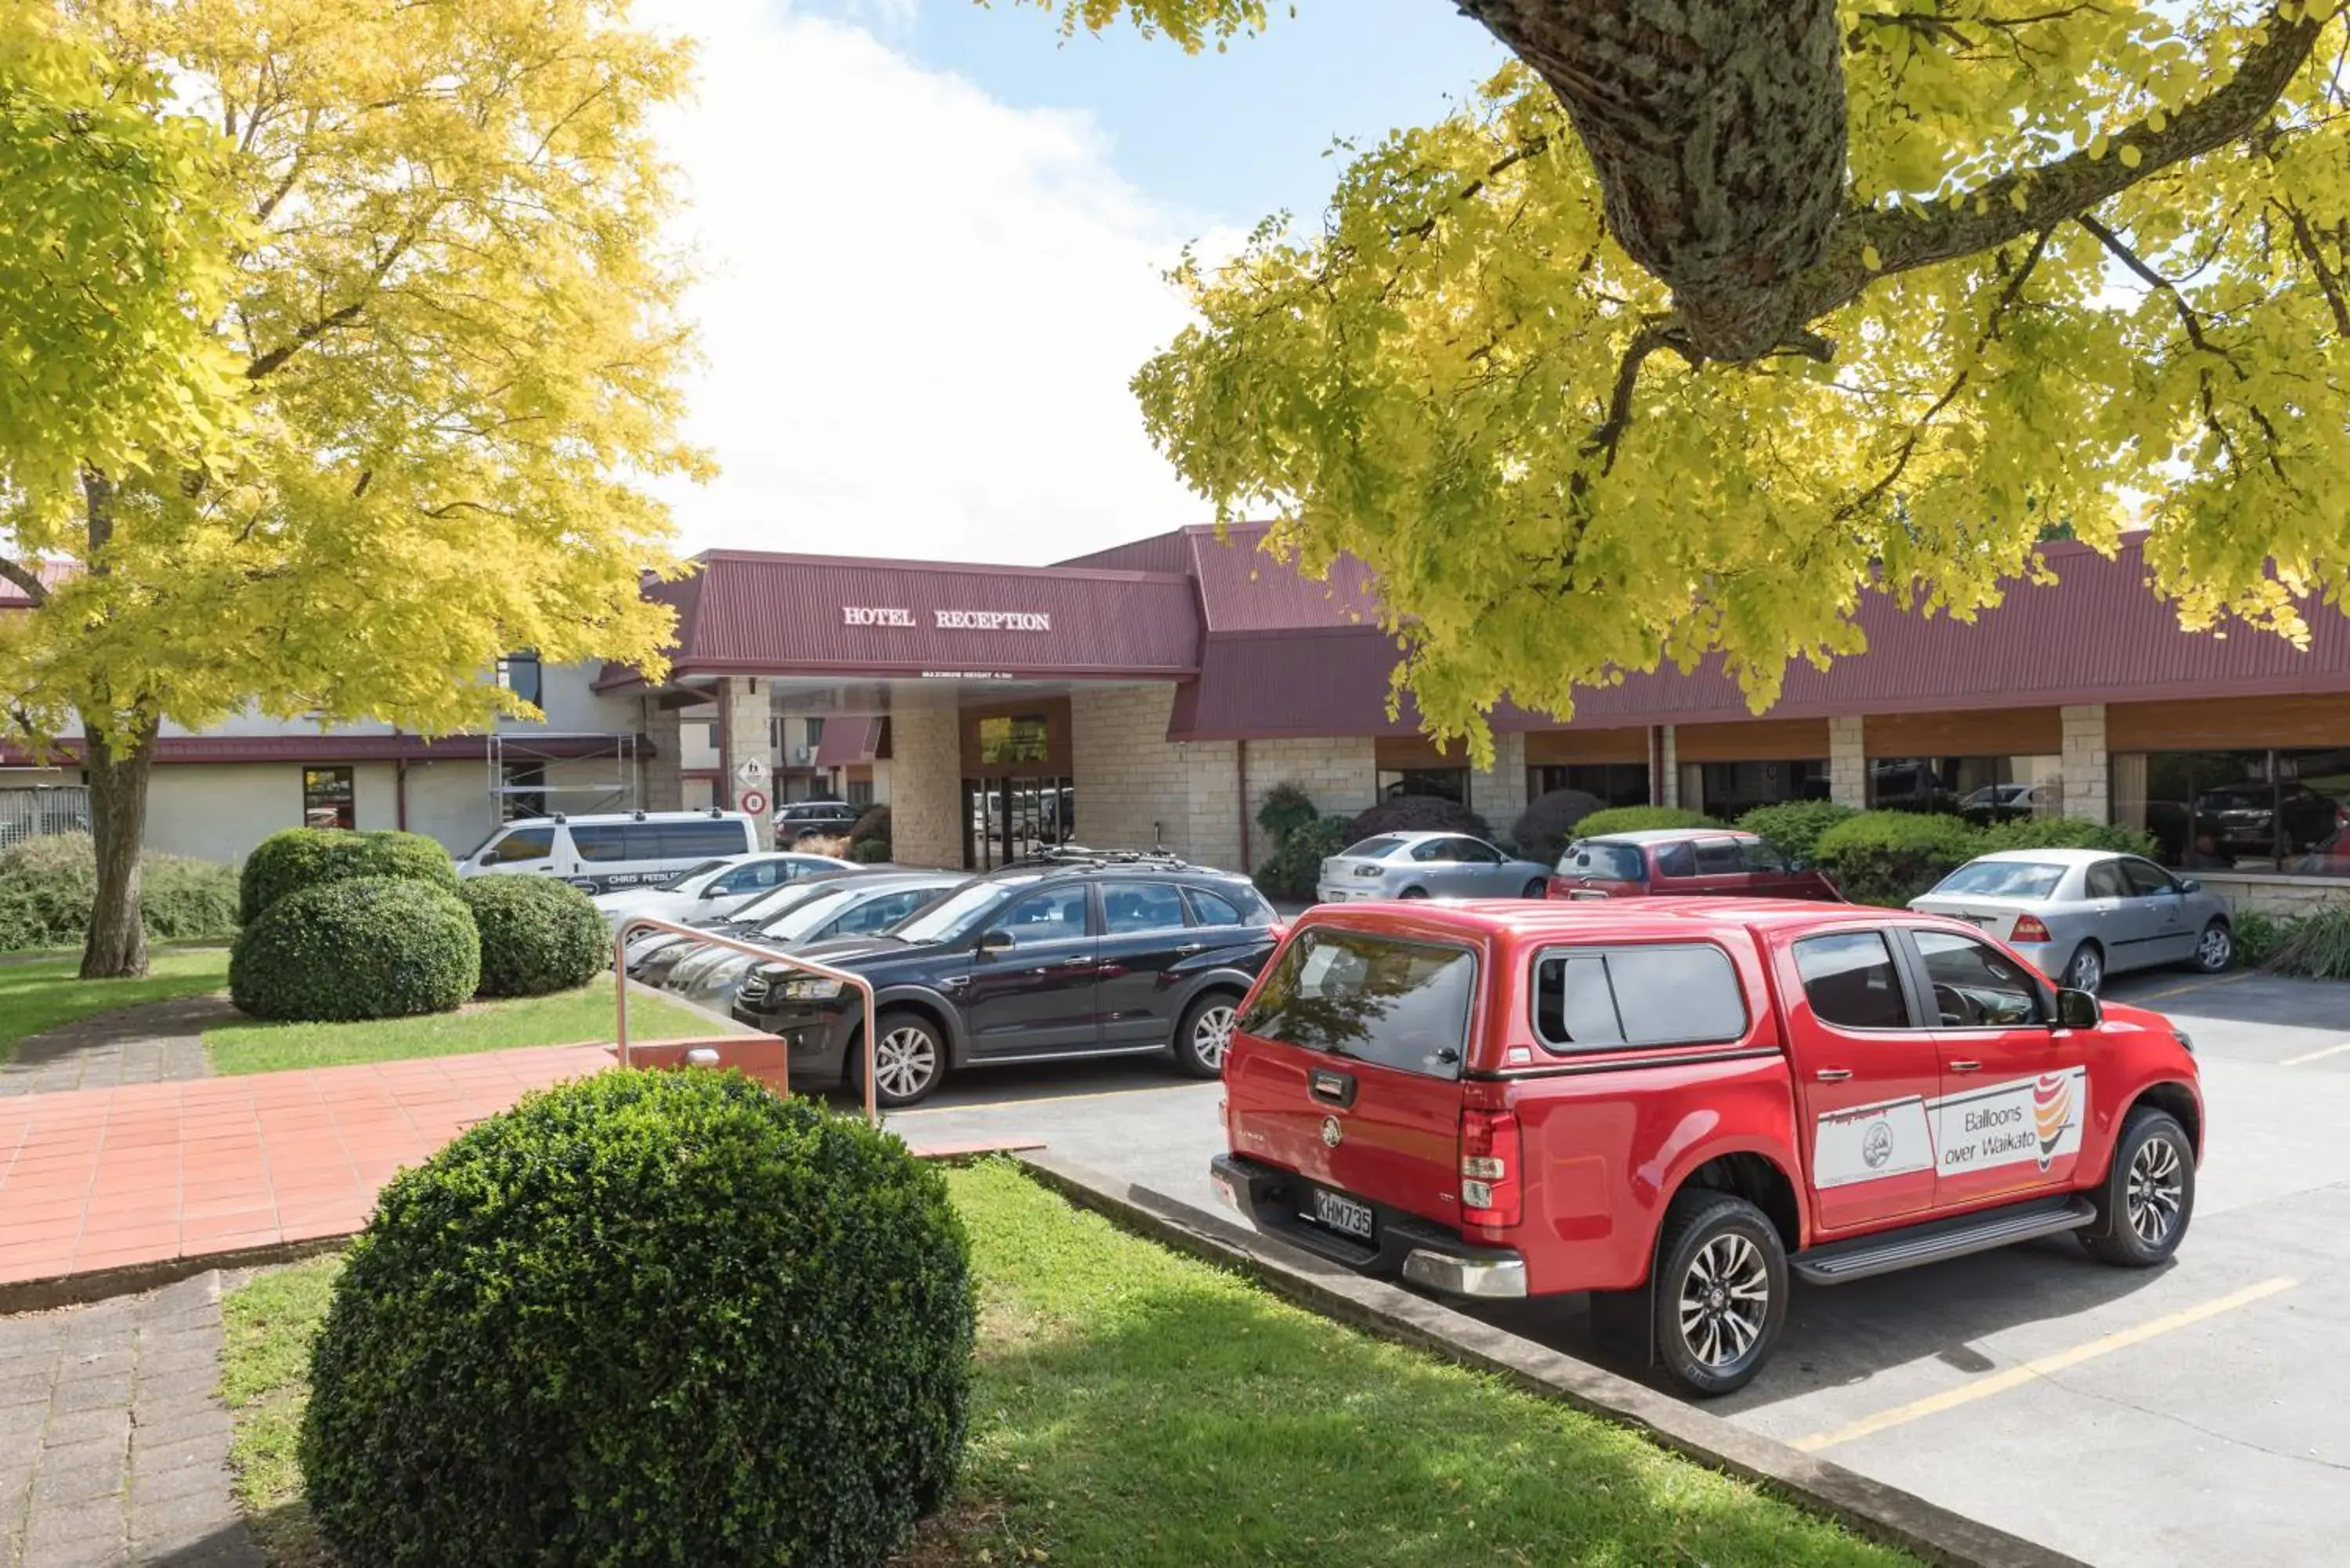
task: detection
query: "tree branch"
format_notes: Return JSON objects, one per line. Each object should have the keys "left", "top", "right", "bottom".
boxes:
{"left": 2277, "top": 196, "right": 2350, "bottom": 336}
{"left": 246, "top": 300, "right": 363, "bottom": 379}
{"left": 0, "top": 555, "right": 48, "bottom": 605}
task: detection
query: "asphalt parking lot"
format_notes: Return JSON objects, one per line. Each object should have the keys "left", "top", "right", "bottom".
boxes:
{"left": 878, "top": 967, "right": 2350, "bottom": 1568}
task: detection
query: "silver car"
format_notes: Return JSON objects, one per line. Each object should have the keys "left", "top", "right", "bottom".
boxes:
{"left": 661, "top": 873, "right": 965, "bottom": 1010}
{"left": 1908, "top": 847, "right": 2234, "bottom": 993}
{"left": 1315, "top": 830, "right": 1553, "bottom": 903}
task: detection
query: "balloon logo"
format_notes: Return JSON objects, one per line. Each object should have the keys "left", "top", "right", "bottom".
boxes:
{"left": 2032, "top": 1073, "right": 2073, "bottom": 1169}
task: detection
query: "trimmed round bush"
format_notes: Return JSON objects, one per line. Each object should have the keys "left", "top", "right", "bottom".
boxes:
{"left": 299, "top": 1071, "right": 975, "bottom": 1568}
{"left": 1976, "top": 815, "right": 2158, "bottom": 858}
{"left": 237, "top": 828, "right": 457, "bottom": 924}
{"left": 1347, "top": 793, "right": 1492, "bottom": 843}
{"left": 1734, "top": 801, "right": 1860, "bottom": 864}
{"left": 849, "top": 804, "right": 891, "bottom": 847}
{"left": 1813, "top": 811, "right": 1988, "bottom": 907}
{"left": 459, "top": 876, "right": 606, "bottom": 998}
{"left": 230, "top": 877, "right": 479, "bottom": 1021}
{"left": 1510, "top": 789, "right": 1605, "bottom": 868}
{"left": 1255, "top": 813, "right": 1352, "bottom": 901}
{"left": 1572, "top": 804, "right": 1711, "bottom": 837}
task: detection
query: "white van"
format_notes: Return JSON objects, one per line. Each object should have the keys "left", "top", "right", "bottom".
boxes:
{"left": 457, "top": 811, "right": 760, "bottom": 895}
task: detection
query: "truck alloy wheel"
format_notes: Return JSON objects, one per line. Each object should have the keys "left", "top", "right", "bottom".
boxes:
{"left": 1652, "top": 1192, "right": 1788, "bottom": 1397}
{"left": 2083, "top": 1108, "right": 2195, "bottom": 1266}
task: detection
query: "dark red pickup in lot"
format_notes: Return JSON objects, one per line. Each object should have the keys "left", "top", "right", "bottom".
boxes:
{"left": 1548, "top": 828, "right": 1843, "bottom": 901}
{"left": 1210, "top": 898, "right": 2202, "bottom": 1394}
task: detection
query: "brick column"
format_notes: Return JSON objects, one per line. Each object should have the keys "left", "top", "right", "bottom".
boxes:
{"left": 716, "top": 678, "right": 775, "bottom": 848}
{"left": 1656, "top": 726, "right": 1679, "bottom": 807}
{"left": 642, "top": 699, "right": 683, "bottom": 813}
{"left": 1829, "top": 715, "right": 1867, "bottom": 808}
{"left": 1474, "top": 732, "right": 1528, "bottom": 834}
{"left": 1181, "top": 740, "right": 1243, "bottom": 873}
{"left": 888, "top": 691, "right": 963, "bottom": 869}
{"left": 2061, "top": 705, "right": 2110, "bottom": 822}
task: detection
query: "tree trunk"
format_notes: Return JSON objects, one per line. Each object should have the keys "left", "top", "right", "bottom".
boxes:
{"left": 1456, "top": 0, "right": 1846, "bottom": 362}
{"left": 79, "top": 716, "right": 158, "bottom": 980}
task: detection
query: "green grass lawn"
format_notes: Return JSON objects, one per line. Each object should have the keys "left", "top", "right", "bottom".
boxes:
{"left": 220, "top": 1160, "right": 1914, "bottom": 1568}
{"left": 202, "top": 974, "right": 740, "bottom": 1075}
{"left": 0, "top": 948, "right": 233, "bottom": 1061}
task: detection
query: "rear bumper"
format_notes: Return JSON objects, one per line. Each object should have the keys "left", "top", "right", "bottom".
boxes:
{"left": 1209, "top": 1153, "right": 1527, "bottom": 1300}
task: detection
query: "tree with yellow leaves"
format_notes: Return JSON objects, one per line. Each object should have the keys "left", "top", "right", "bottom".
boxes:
{"left": 0, "top": 1, "right": 701, "bottom": 977}
{"left": 1010, "top": 2, "right": 2350, "bottom": 759}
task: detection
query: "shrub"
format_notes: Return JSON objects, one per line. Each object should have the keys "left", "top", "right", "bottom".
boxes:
{"left": 1571, "top": 805, "right": 1711, "bottom": 838}
{"left": 299, "top": 1071, "right": 974, "bottom": 1568}
{"left": 1510, "top": 789, "right": 1605, "bottom": 869}
{"left": 1976, "top": 815, "right": 2160, "bottom": 858}
{"left": 848, "top": 836, "right": 892, "bottom": 864}
{"left": 459, "top": 876, "right": 606, "bottom": 998}
{"left": 237, "top": 828, "right": 457, "bottom": 924}
{"left": 2232, "top": 910, "right": 2291, "bottom": 969}
{"left": 2268, "top": 901, "right": 2350, "bottom": 980}
{"left": 1813, "top": 811, "right": 1988, "bottom": 907}
{"left": 1255, "top": 782, "right": 1320, "bottom": 848}
{"left": 849, "top": 804, "right": 891, "bottom": 846}
{"left": 230, "top": 878, "right": 479, "bottom": 1021}
{"left": 1255, "top": 814, "right": 1353, "bottom": 901}
{"left": 1346, "top": 793, "right": 1492, "bottom": 844}
{"left": 1734, "top": 801, "right": 1859, "bottom": 864}
{"left": 0, "top": 833, "right": 239, "bottom": 951}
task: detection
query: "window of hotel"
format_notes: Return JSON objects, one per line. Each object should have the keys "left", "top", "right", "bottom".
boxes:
{"left": 978, "top": 714, "right": 1050, "bottom": 766}
{"left": 495, "top": 651, "right": 541, "bottom": 708}
{"left": 1867, "top": 755, "right": 2062, "bottom": 820}
{"left": 2114, "top": 748, "right": 2350, "bottom": 876}
{"left": 302, "top": 768, "right": 354, "bottom": 830}
{"left": 1378, "top": 767, "right": 1470, "bottom": 806}
{"left": 1528, "top": 764, "right": 1650, "bottom": 809}
{"left": 846, "top": 780, "right": 875, "bottom": 807}
{"left": 1681, "top": 761, "right": 1830, "bottom": 821}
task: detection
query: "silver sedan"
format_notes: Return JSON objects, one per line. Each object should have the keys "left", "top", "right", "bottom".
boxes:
{"left": 1315, "top": 830, "right": 1553, "bottom": 903}
{"left": 1908, "top": 847, "right": 2235, "bottom": 993}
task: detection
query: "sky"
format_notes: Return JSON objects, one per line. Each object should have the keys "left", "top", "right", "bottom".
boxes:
{"left": 640, "top": 0, "right": 1504, "bottom": 566}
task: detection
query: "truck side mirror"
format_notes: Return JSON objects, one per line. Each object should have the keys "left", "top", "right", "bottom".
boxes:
{"left": 2054, "top": 988, "right": 2102, "bottom": 1031}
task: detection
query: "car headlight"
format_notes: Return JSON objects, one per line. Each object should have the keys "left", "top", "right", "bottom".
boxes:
{"left": 776, "top": 976, "right": 844, "bottom": 1001}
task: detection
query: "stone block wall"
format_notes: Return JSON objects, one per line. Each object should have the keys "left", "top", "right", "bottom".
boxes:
{"left": 1070, "top": 686, "right": 1191, "bottom": 854}
{"left": 1829, "top": 716, "right": 1867, "bottom": 808}
{"left": 2061, "top": 705, "right": 2109, "bottom": 823}
{"left": 888, "top": 695, "right": 963, "bottom": 869}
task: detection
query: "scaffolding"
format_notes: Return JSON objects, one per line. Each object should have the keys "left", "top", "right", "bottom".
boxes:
{"left": 486, "top": 732, "right": 640, "bottom": 821}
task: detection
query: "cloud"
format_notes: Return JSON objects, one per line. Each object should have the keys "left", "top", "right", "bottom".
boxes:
{"left": 641, "top": 1, "right": 1221, "bottom": 565}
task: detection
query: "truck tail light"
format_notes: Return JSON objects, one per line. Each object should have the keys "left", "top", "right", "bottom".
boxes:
{"left": 2012, "top": 914, "right": 2052, "bottom": 944}
{"left": 1459, "top": 1108, "right": 1521, "bottom": 1228}
{"left": 1545, "top": 876, "right": 1567, "bottom": 899}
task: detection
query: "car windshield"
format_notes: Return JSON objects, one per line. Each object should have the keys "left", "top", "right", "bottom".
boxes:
{"left": 728, "top": 878, "right": 841, "bottom": 924}
{"left": 760, "top": 886, "right": 859, "bottom": 941}
{"left": 1931, "top": 860, "right": 2066, "bottom": 899}
{"left": 890, "top": 875, "right": 1045, "bottom": 945}
{"left": 1340, "top": 836, "right": 1408, "bottom": 861}
{"left": 1556, "top": 840, "right": 1647, "bottom": 881}
{"left": 655, "top": 858, "right": 732, "bottom": 892}
{"left": 2197, "top": 787, "right": 2270, "bottom": 809}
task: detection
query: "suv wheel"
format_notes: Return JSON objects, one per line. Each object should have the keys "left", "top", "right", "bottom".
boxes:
{"left": 1652, "top": 1190, "right": 1787, "bottom": 1397}
{"left": 1173, "top": 992, "right": 1239, "bottom": 1078}
{"left": 859, "top": 1011, "right": 945, "bottom": 1108}
{"left": 2082, "top": 1108, "right": 2194, "bottom": 1266}
{"left": 2190, "top": 919, "right": 2232, "bottom": 974}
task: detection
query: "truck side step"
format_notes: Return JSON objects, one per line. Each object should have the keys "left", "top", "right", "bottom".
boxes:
{"left": 1791, "top": 1195, "right": 2097, "bottom": 1285}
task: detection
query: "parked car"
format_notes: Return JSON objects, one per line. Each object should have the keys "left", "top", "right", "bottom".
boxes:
{"left": 1548, "top": 829, "right": 1842, "bottom": 901}
{"left": 776, "top": 799, "right": 862, "bottom": 843}
{"left": 1908, "top": 849, "right": 2234, "bottom": 993}
{"left": 590, "top": 851, "right": 853, "bottom": 931}
{"left": 732, "top": 851, "right": 1283, "bottom": 1107}
{"left": 1959, "top": 782, "right": 2055, "bottom": 826}
{"left": 457, "top": 811, "right": 758, "bottom": 894}
{"left": 624, "top": 870, "right": 876, "bottom": 986}
{"left": 2193, "top": 782, "right": 2345, "bottom": 858}
{"left": 659, "top": 872, "right": 967, "bottom": 1010}
{"left": 1210, "top": 898, "right": 2202, "bottom": 1396}
{"left": 1316, "top": 832, "right": 1553, "bottom": 903}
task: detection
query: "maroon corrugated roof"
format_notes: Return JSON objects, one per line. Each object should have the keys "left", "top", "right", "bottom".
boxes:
{"left": 625, "top": 549, "right": 1202, "bottom": 681}
{"left": 1187, "top": 523, "right": 1380, "bottom": 634}
{"left": 1054, "top": 529, "right": 1194, "bottom": 575}
{"left": 0, "top": 733, "right": 650, "bottom": 767}
{"left": 813, "top": 716, "right": 884, "bottom": 767}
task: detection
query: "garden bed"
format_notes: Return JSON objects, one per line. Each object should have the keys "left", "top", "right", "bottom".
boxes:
{"left": 222, "top": 1160, "right": 1915, "bottom": 1567}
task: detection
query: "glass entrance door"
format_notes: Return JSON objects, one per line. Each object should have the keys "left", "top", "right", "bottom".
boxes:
{"left": 963, "top": 776, "right": 1075, "bottom": 869}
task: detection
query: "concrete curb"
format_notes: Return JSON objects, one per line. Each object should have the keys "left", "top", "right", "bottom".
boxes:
{"left": 1014, "top": 1147, "right": 2089, "bottom": 1568}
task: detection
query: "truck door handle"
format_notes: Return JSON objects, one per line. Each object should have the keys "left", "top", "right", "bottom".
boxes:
{"left": 1814, "top": 1068, "right": 1853, "bottom": 1082}
{"left": 1948, "top": 1060, "right": 1983, "bottom": 1073}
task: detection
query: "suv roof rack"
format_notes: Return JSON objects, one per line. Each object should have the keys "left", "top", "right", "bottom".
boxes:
{"left": 1005, "top": 845, "right": 1191, "bottom": 871}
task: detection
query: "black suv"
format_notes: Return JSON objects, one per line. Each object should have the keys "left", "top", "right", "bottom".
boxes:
{"left": 777, "top": 800, "right": 861, "bottom": 842}
{"left": 730, "top": 851, "right": 1282, "bottom": 1107}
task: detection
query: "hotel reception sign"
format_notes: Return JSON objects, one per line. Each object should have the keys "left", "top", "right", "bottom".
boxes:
{"left": 842, "top": 606, "right": 1052, "bottom": 632}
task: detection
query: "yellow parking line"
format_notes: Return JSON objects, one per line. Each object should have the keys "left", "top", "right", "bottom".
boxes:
{"left": 884, "top": 1081, "right": 1213, "bottom": 1119}
{"left": 1789, "top": 1276, "right": 2298, "bottom": 1453}
{"left": 2128, "top": 971, "right": 2254, "bottom": 1003}
{"left": 2279, "top": 1040, "right": 2350, "bottom": 1068}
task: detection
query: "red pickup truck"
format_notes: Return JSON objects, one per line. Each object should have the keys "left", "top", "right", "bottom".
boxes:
{"left": 1210, "top": 898, "right": 2202, "bottom": 1395}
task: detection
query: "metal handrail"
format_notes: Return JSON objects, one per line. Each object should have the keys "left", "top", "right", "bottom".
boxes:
{"left": 611, "top": 916, "right": 880, "bottom": 1125}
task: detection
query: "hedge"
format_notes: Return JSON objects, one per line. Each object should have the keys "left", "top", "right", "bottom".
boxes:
{"left": 1571, "top": 805, "right": 1710, "bottom": 837}
{"left": 1976, "top": 815, "right": 2159, "bottom": 858}
{"left": 1346, "top": 793, "right": 1492, "bottom": 844}
{"left": 458, "top": 876, "right": 606, "bottom": 998}
{"left": 1733, "top": 801, "right": 1858, "bottom": 864}
{"left": 0, "top": 833, "right": 238, "bottom": 951}
{"left": 1510, "top": 789, "right": 1605, "bottom": 869}
{"left": 1255, "top": 782, "right": 1319, "bottom": 848}
{"left": 230, "top": 878, "right": 479, "bottom": 1021}
{"left": 300, "top": 1071, "right": 974, "bottom": 1568}
{"left": 1811, "top": 811, "right": 1990, "bottom": 906}
{"left": 1255, "top": 815, "right": 1353, "bottom": 902}
{"left": 237, "top": 828, "right": 457, "bottom": 924}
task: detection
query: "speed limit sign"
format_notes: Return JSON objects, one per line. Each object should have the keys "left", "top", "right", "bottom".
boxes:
{"left": 738, "top": 788, "right": 769, "bottom": 816}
